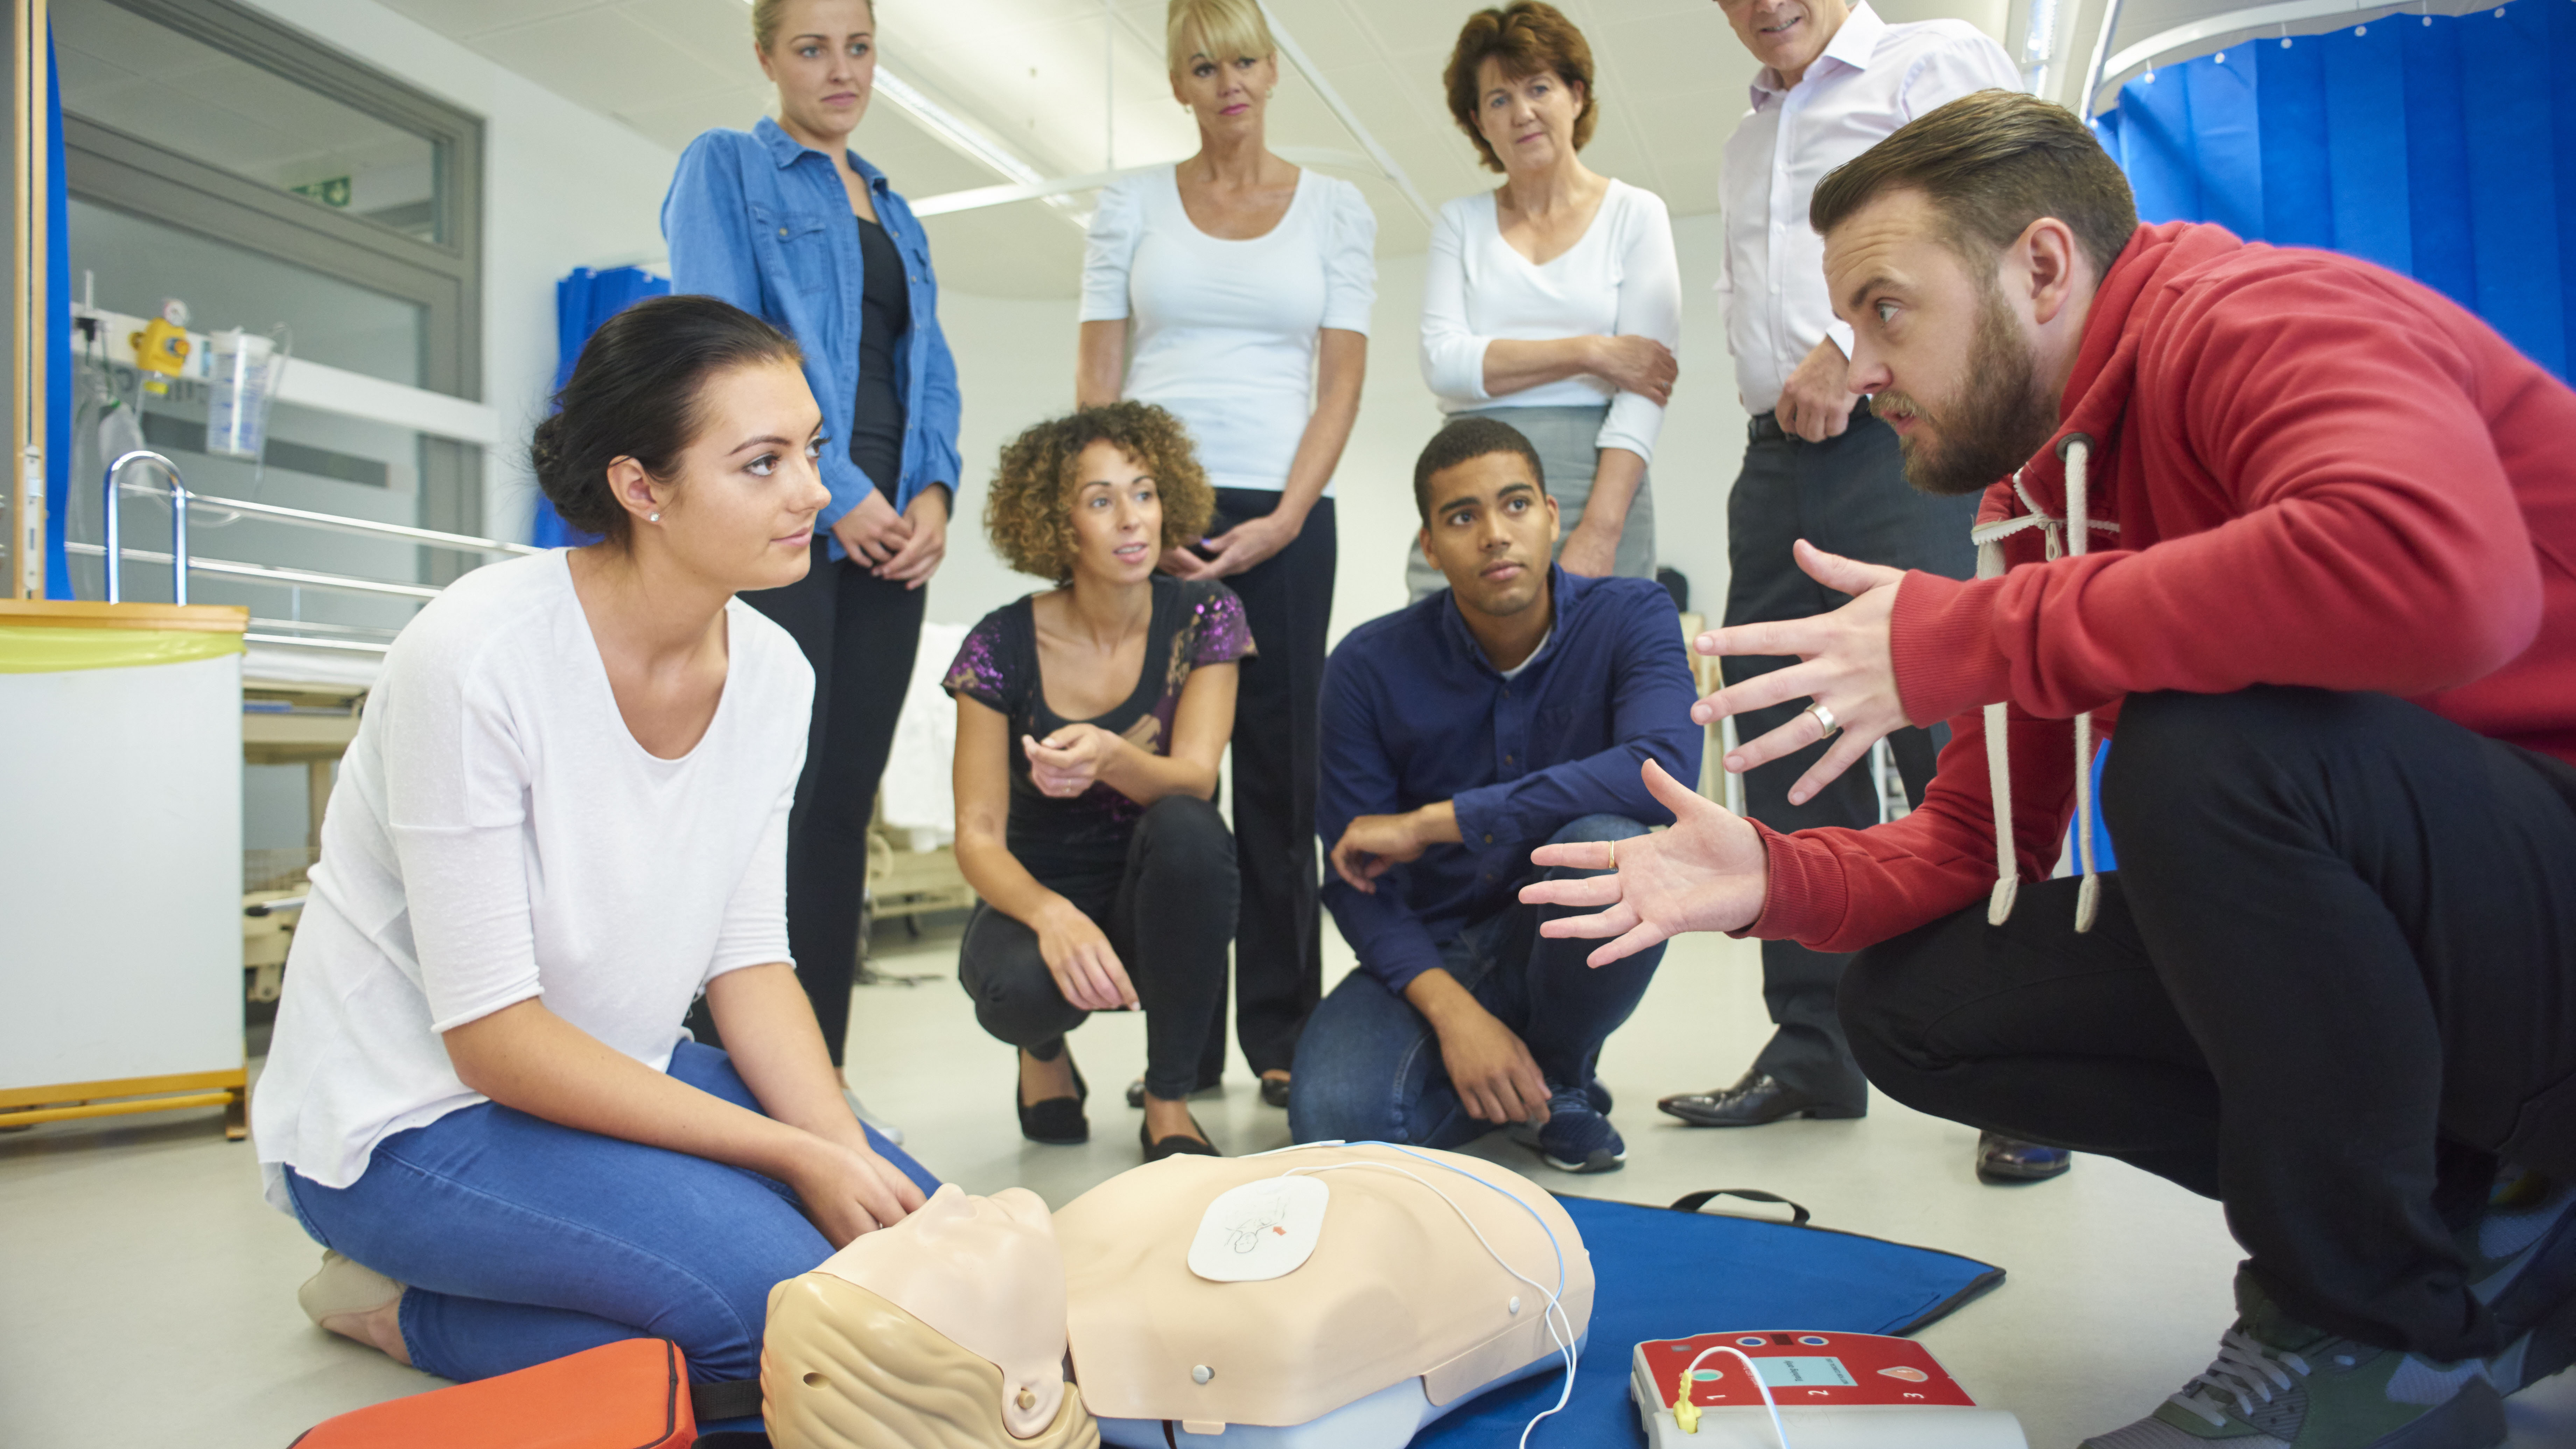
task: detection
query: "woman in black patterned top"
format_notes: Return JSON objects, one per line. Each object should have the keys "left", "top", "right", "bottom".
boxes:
{"left": 945, "top": 403, "right": 1254, "bottom": 1161}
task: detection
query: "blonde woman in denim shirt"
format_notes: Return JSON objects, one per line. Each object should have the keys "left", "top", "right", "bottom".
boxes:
{"left": 663, "top": 0, "right": 962, "bottom": 1065}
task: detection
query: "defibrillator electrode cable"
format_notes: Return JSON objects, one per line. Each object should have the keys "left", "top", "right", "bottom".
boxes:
{"left": 1675, "top": 1343, "right": 1796, "bottom": 1448}
{"left": 1254, "top": 1142, "right": 1579, "bottom": 1448}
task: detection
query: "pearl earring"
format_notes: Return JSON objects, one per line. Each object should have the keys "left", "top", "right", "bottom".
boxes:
{"left": 648, "top": 511, "right": 661, "bottom": 523}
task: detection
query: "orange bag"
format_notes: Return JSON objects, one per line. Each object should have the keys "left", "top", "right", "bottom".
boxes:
{"left": 289, "top": 1337, "right": 696, "bottom": 1448}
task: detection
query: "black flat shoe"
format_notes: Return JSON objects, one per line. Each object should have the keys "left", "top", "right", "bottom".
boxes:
{"left": 1976, "top": 1130, "right": 2072, "bottom": 1182}
{"left": 1126, "top": 1072, "right": 1224, "bottom": 1108}
{"left": 1657, "top": 1071, "right": 1864, "bottom": 1128}
{"left": 1142, "top": 1113, "right": 1221, "bottom": 1162}
{"left": 1017, "top": 1056, "right": 1089, "bottom": 1146}
{"left": 1260, "top": 1074, "right": 1292, "bottom": 1110}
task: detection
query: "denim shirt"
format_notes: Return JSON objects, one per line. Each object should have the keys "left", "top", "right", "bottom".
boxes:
{"left": 662, "top": 118, "right": 964, "bottom": 557}
{"left": 1317, "top": 569, "right": 1704, "bottom": 995}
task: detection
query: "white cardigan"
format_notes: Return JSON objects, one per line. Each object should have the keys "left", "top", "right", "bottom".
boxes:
{"left": 1420, "top": 178, "right": 1682, "bottom": 463}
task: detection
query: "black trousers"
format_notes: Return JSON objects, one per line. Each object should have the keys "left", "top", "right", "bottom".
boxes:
{"left": 956, "top": 796, "right": 1240, "bottom": 1100}
{"left": 735, "top": 538, "right": 926, "bottom": 1066}
{"left": 1723, "top": 407, "right": 1979, "bottom": 1103}
{"left": 1841, "top": 687, "right": 2576, "bottom": 1360}
{"left": 1202, "top": 488, "right": 1335, "bottom": 1080}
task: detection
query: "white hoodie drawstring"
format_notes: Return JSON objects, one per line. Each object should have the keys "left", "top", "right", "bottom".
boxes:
{"left": 1966, "top": 435, "right": 2119, "bottom": 931}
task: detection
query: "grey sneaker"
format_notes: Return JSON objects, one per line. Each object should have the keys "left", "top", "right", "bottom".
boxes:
{"left": 2079, "top": 1274, "right": 2505, "bottom": 1449}
{"left": 2467, "top": 1171, "right": 2576, "bottom": 1396}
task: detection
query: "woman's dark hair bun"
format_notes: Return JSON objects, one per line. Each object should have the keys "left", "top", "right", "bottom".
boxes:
{"left": 532, "top": 293, "right": 803, "bottom": 543}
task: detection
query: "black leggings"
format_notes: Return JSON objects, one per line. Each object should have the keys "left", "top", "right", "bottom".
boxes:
{"left": 957, "top": 796, "right": 1239, "bottom": 1100}
{"left": 737, "top": 539, "right": 925, "bottom": 1065}
{"left": 1840, "top": 687, "right": 2576, "bottom": 1360}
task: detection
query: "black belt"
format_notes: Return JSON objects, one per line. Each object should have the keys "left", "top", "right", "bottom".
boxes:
{"left": 1750, "top": 395, "right": 1873, "bottom": 444}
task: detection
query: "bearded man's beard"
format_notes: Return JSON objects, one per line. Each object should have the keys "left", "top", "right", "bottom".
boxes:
{"left": 1877, "top": 281, "right": 2060, "bottom": 498}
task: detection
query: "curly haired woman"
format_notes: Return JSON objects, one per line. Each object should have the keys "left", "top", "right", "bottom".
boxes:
{"left": 945, "top": 403, "right": 1252, "bottom": 1161}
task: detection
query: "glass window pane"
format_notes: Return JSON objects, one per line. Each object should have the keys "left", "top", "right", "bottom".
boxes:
{"left": 54, "top": 0, "right": 444, "bottom": 241}
{"left": 69, "top": 196, "right": 426, "bottom": 387}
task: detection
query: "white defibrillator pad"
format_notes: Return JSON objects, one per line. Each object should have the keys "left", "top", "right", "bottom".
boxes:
{"left": 1186, "top": 1175, "right": 1330, "bottom": 1283}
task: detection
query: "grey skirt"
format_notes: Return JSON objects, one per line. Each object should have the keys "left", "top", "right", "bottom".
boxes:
{"left": 1404, "top": 403, "right": 1658, "bottom": 603}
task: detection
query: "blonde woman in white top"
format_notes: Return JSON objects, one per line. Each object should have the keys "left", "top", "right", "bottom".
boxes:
{"left": 1075, "top": 0, "right": 1376, "bottom": 1112}
{"left": 1415, "top": 1, "right": 1682, "bottom": 601}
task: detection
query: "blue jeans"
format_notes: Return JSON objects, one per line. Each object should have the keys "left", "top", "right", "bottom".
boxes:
{"left": 1289, "top": 814, "right": 1666, "bottom": 1147}
{"left": 283, "top": 1040, "right": 939, "bottom": 1384}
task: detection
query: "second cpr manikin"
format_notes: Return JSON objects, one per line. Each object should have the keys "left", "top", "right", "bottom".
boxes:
{"left": 764, "top": 1143, "right": 1594, "bottom": 1448}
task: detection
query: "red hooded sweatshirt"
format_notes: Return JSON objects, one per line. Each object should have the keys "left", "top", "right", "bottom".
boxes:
{"left": 1751, "top": 220, "right": 2576, "bottom": 952}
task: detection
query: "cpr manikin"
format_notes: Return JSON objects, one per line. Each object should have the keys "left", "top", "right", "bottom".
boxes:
{"left": 763, "top": 1185, "right": 1099, "bottom": 1449}
{"left": 763, "top": 1144, "right": 1592, "bottom": 1449}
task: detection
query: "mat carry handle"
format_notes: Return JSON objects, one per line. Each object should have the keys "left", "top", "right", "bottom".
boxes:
{"left": 1667, "top": 1188, "right": 1812, "bottom": 1227}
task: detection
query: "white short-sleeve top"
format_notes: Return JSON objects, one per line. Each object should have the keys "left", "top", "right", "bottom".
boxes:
{"left": 1419, "top": 178, "right": 1682, "bottom": 463}
{"left": 1081, "top": 165, "right": 1378, "bottom": 493}
{"left": 250, "top": 550, "right": 812, "bottom": 1210}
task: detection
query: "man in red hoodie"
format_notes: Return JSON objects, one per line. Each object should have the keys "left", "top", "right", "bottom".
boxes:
{"left": 1525, "top": 90, "right": 2576, "bottom": 1449}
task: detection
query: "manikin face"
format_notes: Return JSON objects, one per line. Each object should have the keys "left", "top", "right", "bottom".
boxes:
{"left": 621, "top": 359, "right": 831, "bottom": 593}
{"left": 1065, "top": 440, "right": 1162, "bottom": 588}
{"left": 1170, "top": 37, "right": 1279, "bottom": 136}
{"left": 1419, "top": 450, "right": 1560, "bottom": 620}
{"left": 816, "top": 1184, "right": 1070, "bottom": 1438}
{"left": 760, "top": 0, "right": 877, "bottom": 142}
{"left": 1471, "top": 58, "right": 1584, "bottom": 175}
{"left": 1825, "top": 189, "right": 2061, "bottom": 497}
{"left": 1714, "top": 0, "right": 1851, "bottom": 83}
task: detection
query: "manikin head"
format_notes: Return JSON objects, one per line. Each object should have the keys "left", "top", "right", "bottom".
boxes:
{"left": 764, "top": 1185, "right": 1094, "bottom": 1448}
{"left": 1812, "top": 90, "right": 2140, "bottom": 497}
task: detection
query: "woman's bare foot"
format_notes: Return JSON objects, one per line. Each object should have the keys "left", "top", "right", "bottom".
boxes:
{"left": 319, "top": 1300, "right": 413, "bottom": 1366}
{"left": 1020, "top": 1047, "right": 1078, "bottom": 1106}
{"left": 1140, "top": 1093, "right": 1207, "bottom": 1144}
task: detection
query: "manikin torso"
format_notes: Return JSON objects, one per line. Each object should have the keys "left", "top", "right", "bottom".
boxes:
{"left": 761, "top": 1147, "right": 1594, "bottom": 1448}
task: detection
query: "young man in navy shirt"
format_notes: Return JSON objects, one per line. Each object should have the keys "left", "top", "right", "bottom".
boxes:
{"left": 1288, "top": 418, "right": 1702, "bottom": 1172}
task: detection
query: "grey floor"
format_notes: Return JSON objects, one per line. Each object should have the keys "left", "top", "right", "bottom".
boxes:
{"left": 5, "top": 923, "right": 2572, "bottom": 1449}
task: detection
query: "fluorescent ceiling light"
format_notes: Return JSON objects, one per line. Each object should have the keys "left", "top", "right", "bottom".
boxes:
{"left": 873, "top": 66, "right": 1045, "bottom": 189}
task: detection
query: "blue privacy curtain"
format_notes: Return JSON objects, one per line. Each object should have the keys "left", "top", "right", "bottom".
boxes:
{"left": 41, "top": 27, "right": 70, "bottom": 597}
{"left": 529, "top": 266, "right": 671, "bottom": 548}
{"left": 2093, "top": 0, "right": 2576, "bottom": 382}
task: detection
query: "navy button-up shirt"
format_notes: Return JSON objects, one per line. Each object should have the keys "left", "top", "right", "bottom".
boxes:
{"left": 1318, "top": 568, "right": 1703, "bottom": 994}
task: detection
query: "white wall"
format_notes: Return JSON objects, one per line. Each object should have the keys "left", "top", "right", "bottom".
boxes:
{"left": 239, "top": 0, "right": 686, "bottom": 544}
{"left": 235, "top": 0, "right": 1758, "bottom": 645}
{"left": 925, "top": 208, "right": 1750, "bottom": 645}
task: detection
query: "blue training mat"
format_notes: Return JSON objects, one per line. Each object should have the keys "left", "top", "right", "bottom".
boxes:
{"left": 1414, "top": 1190, "right": 2005, "bottom": 1448}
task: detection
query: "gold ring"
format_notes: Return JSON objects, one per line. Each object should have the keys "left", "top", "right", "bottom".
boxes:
{"left": 1606, "top": 839, "right": 1619, "bottom": 869}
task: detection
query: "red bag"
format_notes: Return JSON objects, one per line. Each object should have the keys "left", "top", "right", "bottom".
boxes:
{"left": 289, "top": 1338, "right": 696, "bottom": 1448}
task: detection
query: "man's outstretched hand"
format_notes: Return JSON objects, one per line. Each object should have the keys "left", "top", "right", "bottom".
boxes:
{"left": 1692, "top": 539, "right": 1908, "bottom": 806}
{"left": 1520, "top": 759, "right": 1771, "bottom": 966}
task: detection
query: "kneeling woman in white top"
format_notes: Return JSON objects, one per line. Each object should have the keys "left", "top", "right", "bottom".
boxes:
{"left": 252, "top": 294, "right": 934, "bottom": 1389}
{"left": 1413, "top": 0, "right": 1682, "bottom": 601}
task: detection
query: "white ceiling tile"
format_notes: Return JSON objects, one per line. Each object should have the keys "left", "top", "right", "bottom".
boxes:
{"left": 1261, "top": 0, "right": 1382, "bottom": 72}
{"left": 374, "top": 0, "right": 611, "bottom": 41}
{"left": 615, "top": 0, "right": 769, "bottom": 70}
{"left": 1591, "top": 9, "right": 1749, "bottom": 96}
{"left": 464, "top": 12, "right": 746, "bottom": 113}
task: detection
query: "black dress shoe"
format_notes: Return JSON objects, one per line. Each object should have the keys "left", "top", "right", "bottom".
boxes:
{"left": 1142, "top": 1113, "right": 1222, "bottom": 1162}
{"left": 1976, "top": 1131, "right": 2072, "bottom": 1182}
{"left": 1658, "top": 1072, "right": 1864, "bottom": 1128}
{"left": 1260, "top": 1074, "right": 1293, "bottom": 1109}
{"left": 1017, "top": 1057, "right": 1089, "bottom": 1145}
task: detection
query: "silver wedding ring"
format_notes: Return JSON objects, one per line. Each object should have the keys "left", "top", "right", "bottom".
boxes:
{"left": 1807, "top": 701, "right": 1839, "bottom": 738}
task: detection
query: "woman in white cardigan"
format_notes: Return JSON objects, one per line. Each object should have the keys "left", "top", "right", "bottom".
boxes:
{"left": 1416, "top": 1, "right": 1681, "bottom": 601}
